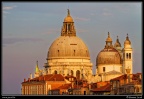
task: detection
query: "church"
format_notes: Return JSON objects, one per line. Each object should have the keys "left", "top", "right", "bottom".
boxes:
{"left": 21, "top": 9, "right": 133, "bottom": 95}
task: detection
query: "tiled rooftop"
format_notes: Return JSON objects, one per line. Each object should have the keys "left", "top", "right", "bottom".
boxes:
{"left": 91, "top": 83, "right": 111, "bottom": 92}
{"left": 22, "top": 74, "right": 65, "bottom": 83}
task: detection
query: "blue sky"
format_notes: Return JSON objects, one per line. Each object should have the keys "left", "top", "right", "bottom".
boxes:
{"left": 2, "top": 2, "right": 142, "bottom": 95}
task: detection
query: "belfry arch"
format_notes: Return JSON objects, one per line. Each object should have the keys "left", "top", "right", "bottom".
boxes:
{"left": 76, "top": 70, "right": 80, "bottom": 80}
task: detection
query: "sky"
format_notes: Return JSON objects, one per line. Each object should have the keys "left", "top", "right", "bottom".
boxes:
{"left": 2, "top": 2, "right": 142, "bottom": 95}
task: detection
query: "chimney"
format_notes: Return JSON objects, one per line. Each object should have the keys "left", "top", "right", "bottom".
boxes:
{"left": 24, "top": 78, "right": 26, "bottom": 82}
{"left": 28, "top": 78, "right": 30, "bottom": 82}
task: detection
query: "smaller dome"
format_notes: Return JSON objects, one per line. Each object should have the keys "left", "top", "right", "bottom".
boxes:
{"left": 96, "top": 48, "right": 122, "bottom": 66}
{"left": 114, "top": 36, "right": 121, "bottom": 47}
{"left": 124, "top": 34, "right": 131, "bottom": 45}
{"left": 114, "top": 42, "right": 121, "bottom": 47}
{"left": 64, "top": 9, "right": 73, "bottom": 22}
{"left": 124, "top": 40, "right": 131, "bottom": 45}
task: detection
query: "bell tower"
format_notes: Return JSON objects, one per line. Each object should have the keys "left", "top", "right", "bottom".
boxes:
{"left": 123, "top": 34, "right": 133, "bottom": 74}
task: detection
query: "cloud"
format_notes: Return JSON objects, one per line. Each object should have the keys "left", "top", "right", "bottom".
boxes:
{"left": 102, "top": 12, "right": 112, "bottom": 16}
{"left": 3, "top": 38, "right": 43, "bottom": 47}
{"left": 40, "top": 28, "right": 61, "bottom": 35}
{"left": 77, "top": 28, "right": 87, "bottom": 33}
{"left": 3, "top": 5, "right": 17, "bottom": 10}
{"left": 3, "top": 11, "right": 10, "bottom": 14}
{"left": 90, "top": 13, "right": 95, "bottom": 16}
{"left": 74, "top": 17, "right": 90, "bottom": 21}
{"left": 3, "top": 5, "right": 17, "bottom": 16}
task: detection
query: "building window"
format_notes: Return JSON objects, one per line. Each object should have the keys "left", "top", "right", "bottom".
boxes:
{"left": 58, "top": 50, "right": 59, "bottom": 56}
{"left": 103, "top": 67, "right": 105, "bottom": 72}
{"left": 74, "top": 50, "right": 75, "bottom": 56}
{"left": 86, "top": 50, "right": 88, "bottom": 57}
{"left": 54, "top": 70, "right": 57, "bottom": 74}
{"left": 76, "top": 70, "right": 80, "bottom": 80}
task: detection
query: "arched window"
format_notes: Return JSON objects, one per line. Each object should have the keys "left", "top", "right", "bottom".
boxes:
{"left": 54, "top": 70, "right": 57, "bottom": 74}
{"left": 76, "top": 70, "right": 80, "bottom": 80}
{"left": 126, "top": 53, "right": 128, "bottom": 59}
{"left": 68, "top": 24, "right": 70, "bottom": 31}
{"left": 129, "top": 53, "right": 131, "bottom": 59}
{"left": 71, "top": 70, "right": 73, "bottom": 76}
{"left": 74, "top": 50, "right": 75, "bottom": 56}
{"left": 103, "top": 67, "right": 105, "bottom": 72}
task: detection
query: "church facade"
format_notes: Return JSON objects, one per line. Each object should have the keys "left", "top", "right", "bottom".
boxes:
{"left": 21, "top": 9, "right": 133, "bottom": 94}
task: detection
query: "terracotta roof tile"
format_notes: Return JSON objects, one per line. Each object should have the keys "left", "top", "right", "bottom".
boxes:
{"left": 110, "top": 73, "right": 142, "bottom": 82}
{"left": 59, "top": 84, "right": 71, "bottom": 89}
{"left": 23, "top": 74, "right": 64, "bottom": 83}
{"left": 110, "top": 74, "right": 127, "bottom": 81}
{"left": 65, "top": 75, "right": 76, "bottom": 79}
{"left": 91, "top": 83, "right": 111, "bottom": 92}
{"left": 47, "top": 74, "right": 65, "bottom": 81}
{"left": 52, "top": 84, "right": 72, "bottom": 90}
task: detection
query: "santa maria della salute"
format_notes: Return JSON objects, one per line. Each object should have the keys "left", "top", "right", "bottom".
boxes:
{"left": 21, "top": 9, "right": 142, "bottom": 95}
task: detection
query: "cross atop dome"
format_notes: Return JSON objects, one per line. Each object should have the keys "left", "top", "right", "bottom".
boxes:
{"left": 108, "top": 32, "right": 110, "bottom": 38}
{"left": 67, "top": 9, "right": 70, "bottom": 16}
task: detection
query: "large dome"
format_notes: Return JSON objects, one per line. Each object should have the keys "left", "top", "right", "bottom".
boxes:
{"left": 47, "top": 36, "right": 90, "bottom": 59}
{"left": 96, "top": 48, "right": 122, "bottom": 66}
